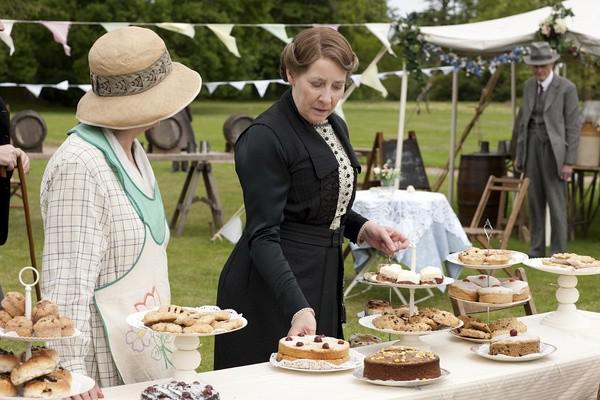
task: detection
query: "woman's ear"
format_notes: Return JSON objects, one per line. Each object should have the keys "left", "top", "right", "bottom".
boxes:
{"left": 286, "top": 70, "right": 295, "bottom": 85}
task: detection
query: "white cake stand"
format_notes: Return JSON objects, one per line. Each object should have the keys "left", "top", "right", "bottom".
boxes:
{"left": 126, "top": 306, "right": 247, "bottom": 381}
{"left": 523, "top": 258, "right": 600, "bottom": 330}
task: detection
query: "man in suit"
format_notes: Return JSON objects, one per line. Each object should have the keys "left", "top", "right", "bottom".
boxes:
{"left": 516, "top": 42, "right": 581, "bottom": 257}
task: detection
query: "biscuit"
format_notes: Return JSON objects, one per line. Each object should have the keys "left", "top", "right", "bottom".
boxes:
{"left": 431, "top": 310, "right": 461, "bottom": 328}
{"left": 458, "top": 328, "right": 490, "bottom": 339}
{"left": 143, "top": 310, "right": 177, "bottom": 326}
{"left": 183, "top": 324, "right": 214, "bottom": 334}
{"left": 212, "top": 319, "right": 243, "bottom": 331}
{"left": 211, "top": 311, "right": 232, "bottom": 321}
{"left": 151, "top": 323, "right": 182, "bottom": 334}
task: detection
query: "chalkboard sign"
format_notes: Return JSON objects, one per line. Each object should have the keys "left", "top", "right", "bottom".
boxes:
{"left": 380, "top": 131, "right": 430, "bottom": 190}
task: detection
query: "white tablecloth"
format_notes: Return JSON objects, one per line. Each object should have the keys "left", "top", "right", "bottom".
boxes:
{"left": 103, "top": 311, "right": 600, "bottom": 400}
{"left": 351, "top": 189, "right": 470, "bottom": 278}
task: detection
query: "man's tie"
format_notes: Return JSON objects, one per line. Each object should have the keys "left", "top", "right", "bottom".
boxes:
{"left": 537, "top": 82, "right": 544, "bottom": 96}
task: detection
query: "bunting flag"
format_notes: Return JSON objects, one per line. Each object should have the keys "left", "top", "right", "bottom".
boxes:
{"left": 0, "top": 20, "right": 15, "bottom": 55}
{"left": 334, "top": 99, "right": 346, "bottom": 122}
{"left": 359, "top": 62, "right": 388, "bottom": 97}
{"left": 212, "top": 206, "right": 245, "bottom": 244}
{"left": 350, "top": 75, "right": 362, "bottom": 86}
{"left": 312, "top": 24, "right": 339, "bottom": 31}
{"left": 100, "top": 22, "right": 130, "bottom": 32}
{"left": 23, "top": 84, "right": 43, "bottom": 97}
{"left": 252, "top": 80, "right": 270, "bottom": 97}
{"left": 205, "top": 82, "right": 222, "bottom": 94}
{"left": 259, "top": 24, "right": 291, "bottom": 44}
{"left": 40, "top": 21, "right": 71, "bottom": 56}
{"left": 229, "top": 81, "right": 246, "bottom": 91}
{"left": 78, "top": 84, "right": 92, "bottom": 92}
{"left": 53, "top": 80, "right": 69, "bottom": 90}
{"left": 206, "top": 24, "right": 240, "bottom": 57}
{"left": 365, "top": 23, "right": 395, "bottom": 55}
{"left": 157, "top": 23, "right": 195, "bottom": 39}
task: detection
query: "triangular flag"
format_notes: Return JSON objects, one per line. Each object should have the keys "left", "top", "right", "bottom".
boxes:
{"left": 350, "top": 74, "right": 361, "bottom": 86}
{"left": 206, "top": 24, "right": 240, "bottom": 57}
{"left": 334, "top": 100, "right": 346, "bottom": 121}
{"left": 0, "top": 20, "right": 15, "bottom": 55}
{"left": 252, "top": 80, "right": 270, "bottom": 98}
{"left": 312, "top": 24, "right": 339, "bottom": 31}
{"left": 0, "top": 83, "right": 17, "bottom": 87}
{"left": 100, "top": 22, "right": 130, "bottom": 32}
{"left": 157, "top": 23, "right": 195, "bottom": 39}
{"left": 78, "top": 84, "right": 92, "bottom": 92}
{"left": 218, "top": 214, "right": 244, "bottom": 244}
{"left": 394, "top": 71, "right": 405, "bottom": 78}
{"left": 23, "top": 85, "right": 43, "bottom": 97}
{"left": 205, "top": 82, "right": 222, "bottom": 94}
{"left": 229, "top": 81, "right": 246, "bottom": 91}
{"left": 360, "top": 62, "right": 388, "bottom": 97}
{"left": 53, "top": 80, "right": 69, "bottom": 91}
{"left": 365, "top": 23, "right": 395, "bottom": 56}
{"left": 259, "top": 24, "right": 291, "bottom": 44}
{"left": 275, "top": 79, "right": 288, "bottom": 85}
{"left": 41, "top": 21, "right": 71, "bottom": 56}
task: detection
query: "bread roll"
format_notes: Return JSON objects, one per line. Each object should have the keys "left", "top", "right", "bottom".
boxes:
{"left": 23, "top": 375, "right": 70, "bottom": 398}
{"left": 32, "top": 300, "right": 60, "bottom": 323}
{"left": 31, "top": 347, "right": 59, "bottom": 363}
{"left": 0, "top": 349, "right": 19, "bottom": 373}
{"left": 10, "top": 353, "right": 58, "bottom": 385}
{"left": 0, "top": 373, "right": 16, "bottom": 397}
{"left": 50, "top": 367, "right": 72, "bottom": 385}
{"left": 1, "top": 292, "right": 25, "bottom": 317}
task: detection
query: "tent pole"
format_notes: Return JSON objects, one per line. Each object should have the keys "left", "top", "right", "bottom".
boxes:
{"left": 511, "top": 61, "right": 516, "bottom": 125}
{"left": 448, "top": 69, "right": 458, "bottom": 202}
{"left": 394, "top": 62, "right": 408, "bottom": 188}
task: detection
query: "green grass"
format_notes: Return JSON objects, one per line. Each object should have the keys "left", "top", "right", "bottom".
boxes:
{"left": 1, "top": 100, "right": 598, "bottom": 371}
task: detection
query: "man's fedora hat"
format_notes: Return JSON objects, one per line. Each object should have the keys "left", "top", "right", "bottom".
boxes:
{"left": 523, "top": 41, "right": 560, "bottom": 66}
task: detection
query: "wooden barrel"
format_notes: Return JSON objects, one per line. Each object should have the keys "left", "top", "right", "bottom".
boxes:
{"left": 10, "top": 110, "right": 46, "bottom": 152}
{"left": 457, "top": 153, "right": 507, "bottom": 226}
{"left": 145, "top": 117, "right": 182, "bottom": 151}
{"left": 223, "top": 113, "right": 253, "bottom": 152}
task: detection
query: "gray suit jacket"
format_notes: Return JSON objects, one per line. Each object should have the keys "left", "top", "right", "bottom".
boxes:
{"left": 516, "top": 75, "right": 581, "bottom": 177}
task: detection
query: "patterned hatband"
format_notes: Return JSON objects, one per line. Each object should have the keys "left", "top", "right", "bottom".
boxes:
{"left": 90, "top": 50, "right": 172, "bottom": 97}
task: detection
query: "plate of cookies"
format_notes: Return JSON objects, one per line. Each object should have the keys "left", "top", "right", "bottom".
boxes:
{"left": 524, "top": 254, "right": 600, "bottom": 275}
{"left": 0, "top": 295, "right": 79, "bottom": 341}
{"left": 359, "top": 307, "right": 463, "bottom": 336}
{"left": 447, "top": 248, "right": 528, "bottom": 269}
{"left": 450, "top": 315, "right": 528, "bottom": 343}
{"left": 126, "top": 305, "right": 247, "bottom": 337}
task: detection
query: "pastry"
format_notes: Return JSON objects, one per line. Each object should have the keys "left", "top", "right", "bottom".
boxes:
{"left": 365, "top": 299, "right": 392, "bottom": 316}
{"left": 458, "top": 248, "right": 486, "bottom": 265}
{"left": 465, "top": 274, "right": 501, "bottom": 288}
{"left": 363, "top": 346, "right": 441, "bottom": 381}
{"left": 0, "top": 373, "right": 16, "bottom": 397}
{"left": 1, "top": 292, "right": 25, "bottom": 317}
{"left": 5, "top": 316, "right": 33, "bottom": 337}
{"left": 34, "top": 316, "right": 63, "bottom": 338}
{"left": 430, "top": 310, "right": 460, "bottom": 328}
{"left": 32, "top": 299, "right": 60, "bottom": 323}
{"left": 489, "top": 317, "right": 527, "bottom": 337}
{"left": 60, "top": 317, "right": 75, "bottom": 336}
{"left": 0, "top": 310, "right": 12, "bottom": 329}
{"left": 141, "top": 381, "right": 219, "bottom": 400}
{"left": 458, "top": 327, "right": 490, "bottom": 339}
{"left": 276, "top": 335, "right": 349, "bottom": 365}
{"left": 395, "top": 270, "right": 420, "bottom": 285}
{"left": 448, "top": 279, "right": 479, "bottom": 302}
{"left": 419, "top": 266, "right": 444, "bottom": 284}
{"left": 501, "top": 278, "right": 530, "bottom": 301}
{"left": 489, "top": 331, "right": 540, "bottom": 357}
{"left": 348, "top": 333, "right": 381, "bottom": 348}
{"left": 151, "top": 323, "right": 183, "bottom": 334}
{"left": 377, "top": 264, "right": 404, "bottom": 282}
{"left": 143, "top": 310, "right": 178, "bottom": 326}
{"left": 23, "top": 374, "right": 71, "bottom": 399}
{"left": 477, "top": 285, "right": 514, "bottom": 304}
{"left": 11, "top": 352, "right": 58, "bottom": 385}
{"left": 183, "top": 324, "right": 214, "bottom": 334}
{"left": 0, "top": 349, "right": 19, "bottom": 373}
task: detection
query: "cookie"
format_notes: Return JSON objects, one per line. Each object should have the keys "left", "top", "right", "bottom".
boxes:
{"left": 431, "top": 310, "right": 461, "bottom": 328}
{"left": 151, "top": 323, "right": 183, "bottom": 334}
{"left": 212, "top": 319, "right": 243, "bottom": 331}
{"left": 143, "top": 310, "right": 177, "bottom": 326}
{"left": 211, "top": 311, "right": 232, "bottom": 321}
{"left": 183, "top": 324, "right": 214, "bottom": 334}
{"left": 458, "top": 328, "right": 490, "bottom": 339}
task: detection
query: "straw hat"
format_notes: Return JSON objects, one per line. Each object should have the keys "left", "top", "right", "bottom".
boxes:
{"left": 523, "top": 42, "right": 560, "bottom": 66}
{"left": 77, "top": 26, "right": 202, "bottom": 130}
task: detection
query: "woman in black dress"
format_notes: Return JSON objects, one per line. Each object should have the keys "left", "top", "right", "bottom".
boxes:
{"left": 215, "top": 27, "right": 408, "bottom": 369}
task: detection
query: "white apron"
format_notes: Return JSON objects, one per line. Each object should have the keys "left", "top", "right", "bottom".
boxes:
{"left": 74, "top": 124, "right": 175, "bottom": 384}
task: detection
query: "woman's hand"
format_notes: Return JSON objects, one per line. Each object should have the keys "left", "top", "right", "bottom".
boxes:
{"left": 360, "top": 221, "right": 409, "bottom": 256}
{"left": 287, "top": 308, "right": 316, "bottom": 336}
{"left": 71, "top": 383, "right": 103, "bottom": 400}
{"left": 0, "top": 144, "right": 30, "bottom": 172}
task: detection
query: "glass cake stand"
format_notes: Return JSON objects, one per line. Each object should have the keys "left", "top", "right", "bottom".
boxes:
{"left": 523, "top": 258, "right": 600, "bottom": 330}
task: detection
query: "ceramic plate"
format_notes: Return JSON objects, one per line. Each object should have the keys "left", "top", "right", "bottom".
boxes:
{"left": 0, "top": 328, "right": 82, "bottom": 342}
{"left": 358, "top": 314, "right": 462, "bottom": 336}
{"left": 449, "top": 329, "right": 490, "bottom": 343}
{"left": 353, "top": 366, "right": 449, "bottom": 387}
{"left": 126, "top": 306, "right": 247, "bottom": 337}
{"left": 360, "top": 273, "right": 454, "bottom": 289}
{"left": 523, "top": 258, "right": 600, "bottom": 276}
{"left": 269, "top": 350, "right": 362, "bottom": 372}
{"left": 470, "top": 342, "right": 557, "bottom": 362}
{"left": 446, "top": 250, "right": 528, "bottom": 269}
{"left": 0, "top": 373, "right": 95, "bottom": 400}
{"left": 448, "top": 295, "right": 532, "bottom": 308}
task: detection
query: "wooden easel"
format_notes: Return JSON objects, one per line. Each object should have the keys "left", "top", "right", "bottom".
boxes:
{"left": 0, "top": 158, "right": 41, "bottom": 300}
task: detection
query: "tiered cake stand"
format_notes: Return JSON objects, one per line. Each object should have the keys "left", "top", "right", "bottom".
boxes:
{"left": 523, "top": 258, "right": 600, "bottom": 330}
{"left": 126, "top": 306, "right": 247, "bottom": 381}
{"left": 0, "top": 267, "right": 94, "bottom": 399}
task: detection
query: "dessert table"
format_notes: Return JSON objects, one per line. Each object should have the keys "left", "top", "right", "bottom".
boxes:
{"left": 103, "top": 311, "right": 600, "bottom": 400}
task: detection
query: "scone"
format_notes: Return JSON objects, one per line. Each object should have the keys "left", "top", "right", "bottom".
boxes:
{"left": 0, "top": 349, "right": 20, "bottom": 373}
{"left": 60, "top": 317, "right": 75, "bottom": 336}
{"left": 32, "top": 299, "right": 60, "bottom": 323}
{"left": 34, "top": 316, "right": 63, "bottom": 338}
{"left": 0, "top": 311, "right": 12, "bottom": 329}
{"left": 5, "top": 316, "right": 33, "bottom": 337}
{"left": 1, "top": 292, "right": 25, "bottom": 317}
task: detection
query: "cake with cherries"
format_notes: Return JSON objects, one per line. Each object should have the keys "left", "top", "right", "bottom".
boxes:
{"left": 363, "top": 346, "right": 441, "bottom": 381}
{"left": 489, "top": 330, "right": 540, "bottom": 357}
{"left": 276, "top": 335, "right": 349, "bottom": 365}
{"left": 141, "top": 381, "right": 219, "bottom": 400}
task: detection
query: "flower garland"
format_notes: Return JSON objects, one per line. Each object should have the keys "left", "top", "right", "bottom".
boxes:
{"left": 536, "top": 3, "right": 573, "bottom": 54}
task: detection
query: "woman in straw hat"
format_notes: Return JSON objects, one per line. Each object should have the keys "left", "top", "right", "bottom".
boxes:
{"left": 215, "top": 27, "right": 409, "bottom": 369}
{"left": 40, "top": 26, "right": 201, "bottom": 393}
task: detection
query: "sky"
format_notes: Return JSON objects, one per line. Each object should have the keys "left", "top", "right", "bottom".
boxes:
{"left": 387, "top": 0, "right": 429, "bottom": 16}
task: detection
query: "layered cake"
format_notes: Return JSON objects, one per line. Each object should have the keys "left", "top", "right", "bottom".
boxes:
{"left": 501, "top": 279, "right": 530, "bottom": 301}
{"left": 276, "top": 335, "right": 349, "bottom": 365}
{"left": 377, "top": 265, "right": 420, "bottom": 284}
{"left": 419, "top": 266, "right": 443, "bottom": 284}
{"left": 448, "top": 279, "right": 479, "bottom": 302}
{"left": 465, "top": 274, "right": 501, "bottom": 288}
{"left": 141, "top": 381, "right": 219, "bottom": 400}
{"left": 363, "top": 346, "right": 441, "bottom": 381}
{"left": 489, "top": 330, "right": 540, "bottom": 357}
{"left": 478, "top": 285, "right": 514, "bottom": 304}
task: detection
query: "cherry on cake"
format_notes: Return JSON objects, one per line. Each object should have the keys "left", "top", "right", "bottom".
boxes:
{"left": 363, "top": 346, "right": 441, "bottom": 381}
{"left": 276, "top": 335, "right": 349, "bottom": 365}
{"left": 489, "top": 330, "right": 540, "bottom": 357}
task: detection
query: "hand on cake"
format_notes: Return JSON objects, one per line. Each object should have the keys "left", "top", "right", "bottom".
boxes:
{"left": 287, "top": 308, "right": 316, "bottom": 336}
{"left": 71, "top": 382, "right": 103, "bottom": 400}
{"left": 359, "top": 222, "right": 409, "bottom": 257}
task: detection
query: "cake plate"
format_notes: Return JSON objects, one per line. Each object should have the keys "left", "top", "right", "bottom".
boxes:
{"left": 446, "top": 250, "right": 529, "bottom": 271}
{"left": 523, "top": 258, "right": 600, "bottom": 330}
{"left": 126, "top": 305, "right": 247, "bottom": 381}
